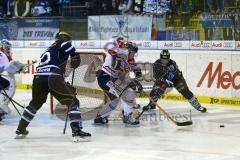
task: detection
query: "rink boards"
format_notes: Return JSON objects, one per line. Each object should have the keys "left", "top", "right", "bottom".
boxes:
{"left": 11, "top": 44, "right": 240, "bottom": 107}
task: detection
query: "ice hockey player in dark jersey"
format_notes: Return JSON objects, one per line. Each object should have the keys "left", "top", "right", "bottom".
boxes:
{"left": 143, "top": 50, "right": 207, "bottom": 113}
{"left": 15, "top": 31, "right": 91, "bottom": 142}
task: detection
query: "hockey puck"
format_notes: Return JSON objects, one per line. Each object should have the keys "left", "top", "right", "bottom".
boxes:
{"left": 220, "top": 125, "right": 225, "bottom": 128}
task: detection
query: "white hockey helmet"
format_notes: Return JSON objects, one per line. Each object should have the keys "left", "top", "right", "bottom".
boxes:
{"left": 0, "top": 39, "right": 12, "bottom": 53}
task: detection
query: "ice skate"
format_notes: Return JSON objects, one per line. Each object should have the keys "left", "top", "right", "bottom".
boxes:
{"left": 189, "top": 97, "right": 207, "bottom": 113}
{"left": 0, "top": 112, "right": 6, "bottom": 123}
{"left": 94, "top": 115, "right": 109, "bottom": 125}
{"left": 194, "top": 106, "right": 207, "bottom": 113}
{"left": 122, "top": 112, "right": 140, "bottom": 126}
{"left": 15, "top": 128, "right": 29, "bottom": 139}
{"left": 72, "top": 128, "right": 91, "bottom": 142}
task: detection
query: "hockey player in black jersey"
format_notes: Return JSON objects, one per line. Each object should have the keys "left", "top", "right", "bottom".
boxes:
{"left": 15, "top": 31, "right": 91, "bottom": 141}
{"left": 143, "top": 50, "right": 207, "bottom": 113}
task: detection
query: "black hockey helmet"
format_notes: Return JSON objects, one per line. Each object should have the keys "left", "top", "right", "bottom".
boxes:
{"left": 160, "top": 50, "right": 170, "bottom": 59}
{"left": 55, "top": 31, "right": 71, "bottom": 41}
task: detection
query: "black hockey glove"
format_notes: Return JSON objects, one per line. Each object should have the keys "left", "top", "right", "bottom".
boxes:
{"left": 70, "top": 55, "right": 81, "bottom": 69}
{"left": 95, "top": 69, "right": 101, "bottom": 77}
{"left": 133, "top": 67, "right": 142, "bottom": 78}
{"left": 137, "top": 84, "right": 143, "bottom": 93}
{"left": 129, "top": 79, "right": 143, "bottom": 92}
{"left": 142, "top": 103, "right": 156, "bottom": 111}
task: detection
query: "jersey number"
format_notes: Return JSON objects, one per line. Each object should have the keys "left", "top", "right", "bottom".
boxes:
{"left": 39, "top": 52, "right": 51, "bottom": 66}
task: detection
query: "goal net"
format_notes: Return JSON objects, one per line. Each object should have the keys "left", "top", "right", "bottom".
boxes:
{"left": 52, "top": 51, "right": 150, "bottom": 121}
{"left": 52, "top": 51, "right": 107, "bottom": 120}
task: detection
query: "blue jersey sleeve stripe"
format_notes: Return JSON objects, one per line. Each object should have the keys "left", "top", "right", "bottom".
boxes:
{"left": 65, "top": 45, "right": 74, "bottom": 52}
{"left": 61, "top": 41, "right": 71, "bottom": 48}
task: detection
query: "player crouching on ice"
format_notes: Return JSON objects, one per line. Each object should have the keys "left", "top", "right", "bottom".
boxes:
{"left": 15, "top": 32, "right": 91, "bottom": 141}
{"left": 143, "top": 50, "right": 207, "bottom": 113}
{"left": 94, "top": 38, "right": 142, "bottom": 125}
{"left": 0, "top": 39, "right": 25, "bottom": 122}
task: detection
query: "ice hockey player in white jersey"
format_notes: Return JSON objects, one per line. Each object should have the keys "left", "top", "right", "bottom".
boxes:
{"left": 95, "top": 37, "right": 142, "bottom": 125}
{"left": 0, "top": 39, "right": 25, "bottom": 122}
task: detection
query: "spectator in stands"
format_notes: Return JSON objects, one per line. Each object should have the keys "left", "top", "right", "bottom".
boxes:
{"left": 14, "top": 0, "right": 35, "bottom": 17}
{"left": 31, "top": 0, "right": 52, "bottom": 17}
{"left": 224, "top": 0, "right": 238, "bottom": 13}
{"left": 191, "top": 0, "right": 204, "bottom": 16}
{"left": 180, "top": 0, "right": 191, "bottom": 14}
{"left": 0, "top": 0, "right": 11, "bottom": 17}
{"left": 118, "top": 0, "right": 133, "bottom": 14}
{"left": 88, "top": 0, "right": 115, "bottom": 15}
{"left": 143, "top": 0, "right": 170, "bottom": 15}
{"left": 168, "top": 0, "right": 191, "bottom": 27}
{"left": 207, "top": 0, "right": 224, "bottom": 14}
{"left": 49, "top": 0, "right": 62, "bottom": 16}
{"left": 101, "top": 0, "right": 115, "bottom": 15}
{"left": 132, "top": 0, "right": 143, "bottom": 14}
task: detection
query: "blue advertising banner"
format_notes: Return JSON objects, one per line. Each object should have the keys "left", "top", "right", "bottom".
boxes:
{"left": 160, "top": 30, "right": 200, "bottom": 40}
{"left": 0, "top": 18, "right": 59, "bottom": 40}
{"left": 200, "top": 14, "right": 238, "bottom": 28}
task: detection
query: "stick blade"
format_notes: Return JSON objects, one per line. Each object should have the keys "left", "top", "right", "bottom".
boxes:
{"left": 176, "top": 121, "right": 192, "bottom": 126}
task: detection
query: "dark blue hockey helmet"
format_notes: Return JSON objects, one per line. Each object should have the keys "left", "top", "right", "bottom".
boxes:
{"left": 160, "top": 50, "right": 170, "bottom": 59}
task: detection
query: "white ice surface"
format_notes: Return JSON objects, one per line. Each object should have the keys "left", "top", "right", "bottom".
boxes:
{"left": 1, "top": 90, "right": 240, "bottom": 160}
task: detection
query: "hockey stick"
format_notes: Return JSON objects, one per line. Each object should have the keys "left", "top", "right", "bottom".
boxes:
{"left": 149, "top": 97, "right": 192, "bottom": 126}
{"left": 131, "top": 78, "right": 192, "bottom": 126}
{"left": 140, "top": 90, "right": 192, "bottom": 126}
{"left": 63, "top": 69, "right": 75, "bottom": 134}
{"left": 0, "top": 88, "right": 21, "bottom": 116}
{"left": 2, "top": 92, "right": 24, "bottom": 108}
{"left": 22, "top": 60, "right": 37, "bottom": 70}
{"left": 18, "top": 60, "right": 37, "bottom": 73}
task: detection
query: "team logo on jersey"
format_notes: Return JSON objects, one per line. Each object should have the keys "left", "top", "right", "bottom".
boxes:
{"left": 168, "top": 65, "right": 175, "bottom": 71}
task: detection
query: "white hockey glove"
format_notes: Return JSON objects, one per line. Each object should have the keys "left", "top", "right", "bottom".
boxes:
{"left": 13, "top": 61, "right": 26, "bottom": 73}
